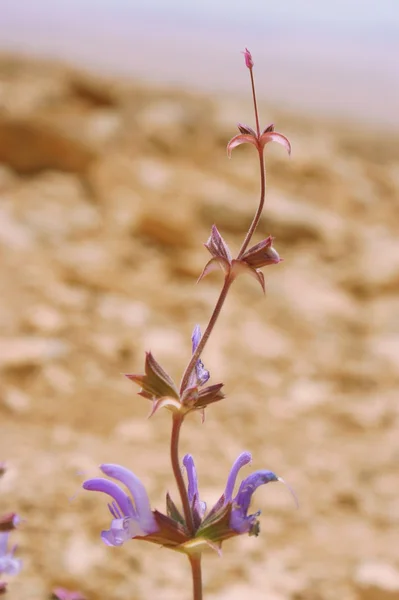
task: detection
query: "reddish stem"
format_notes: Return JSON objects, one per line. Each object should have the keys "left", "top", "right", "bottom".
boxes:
{"left": 237, "top": 148, "right": 266, "bottom": 258}
{"left": 170, "top": 414, "right": 194, "bottom": 534}
{"left": 189, "top": 555, "right": 203, "bottom": 600}
{"left": 180, "top": 276, "right": 233, "bottom": 394}
{"left": 249, "top": 67, "right": 260, "bottom": 137}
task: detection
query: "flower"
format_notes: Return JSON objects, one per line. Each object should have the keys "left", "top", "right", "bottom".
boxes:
{"left": 82, "top": 464, "right": 159, "bottom": 547}
{"left": 83, "top": 453, "right": 295, "bottom": 555}
{"left": 126, "top": 325, "right": 224, "bottom": 415}
{"left": 199, "top": 225, "right": 281, "bottom": 293}
{"left": 0, "top": 533, "right": 22, "bottom": 577}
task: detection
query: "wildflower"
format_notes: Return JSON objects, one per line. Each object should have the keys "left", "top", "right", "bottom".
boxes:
{"left": 82, "top": 464, "right": 159, "bottom": 546}
{"left": 199, "top": 225, "right": 281, "bottom": 293}
{"left": 83, "top": 453, "right": 294, "bottom": 554}
{"left": 125, "top": 326, "right": 224, "bottom": 415}
{"left": 0, "top": 532, "right": 22, "bottom": 577}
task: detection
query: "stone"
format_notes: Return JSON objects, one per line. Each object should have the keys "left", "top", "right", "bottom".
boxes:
{"left": 354, "top": 562, "right": 399, "bottom": 600}
{"left": 0, "top": 337, "right": 70, "bottom": 369}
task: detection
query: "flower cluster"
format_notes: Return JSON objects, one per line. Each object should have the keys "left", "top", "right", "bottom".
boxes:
{"left": 83, "top": 450, "right": 295, "bottom": 553}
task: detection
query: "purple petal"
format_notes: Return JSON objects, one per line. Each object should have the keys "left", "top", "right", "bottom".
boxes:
{"left": 100, "top": 464, "right": 156, "bottom": 533}
{"left": 230, "top": 470, "right": 278, "bottom": 533}
{"left": 183, "top": 455, "right": 205, "bottom": 520}
{"left": 100, "top": 517, "right": 146, "bottom": 547}
{"left": 82, "top": 478, "right": 135, "bottom": 518}
{"left": 192, "top": 325, "right": 201, "bottom": 353}
{"left": 259, "top": 131, "right": 291, "bottom": 155}
{"left": 182, "top": 455, "right": 199, "bottom": 504}
{"left": 224, "top": 452, "right": 252, "bottom": 503}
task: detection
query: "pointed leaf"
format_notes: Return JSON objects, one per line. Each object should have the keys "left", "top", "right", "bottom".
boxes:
{"left": 125, "top": 352, "right": 179, "bottom": 400}
{"left": 259, "top": 131, "right": 291, "bottom": 155}
{"left": 227, "top": 133, "right": 259, "bottom": 158}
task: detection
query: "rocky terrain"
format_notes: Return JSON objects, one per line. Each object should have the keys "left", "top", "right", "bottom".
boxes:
{"left": 0, "top": 55, "right": 398, "bottom": 600}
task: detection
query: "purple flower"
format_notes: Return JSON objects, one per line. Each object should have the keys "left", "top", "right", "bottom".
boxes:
{"left": 0, "top": 533, "right": 22, "bottom": 577}
{"left": 83, "top": 464, "right": 158, "bottom": 546}
{"left": 190, "top": 325, "right": 210, "bottom": 387}
{"left": 184, "top": 451, "right": 294, "bottom": 542}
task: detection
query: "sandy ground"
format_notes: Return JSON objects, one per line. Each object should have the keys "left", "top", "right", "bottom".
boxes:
{"left": 0, "top": 55, "right": 399, "bottom": 600}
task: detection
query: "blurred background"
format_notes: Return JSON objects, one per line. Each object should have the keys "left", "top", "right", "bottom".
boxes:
{"left": 0, "top": 1, "right": 399, "bottom": 599}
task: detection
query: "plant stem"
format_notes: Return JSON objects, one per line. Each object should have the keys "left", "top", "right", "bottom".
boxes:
{"left": 189, "top": 555, "right": 203, "bottom": 600}
{"left": 171, "top": 413, "right": 194, "bottom": 534}
{"left": 180, "top": 276, "right": 233, "bottom": 394}
{"left": 250, "top": 67, "right": 260, "bottom": 138}
{"left": 237, "top": 149, "right": 266, "bottom": 258}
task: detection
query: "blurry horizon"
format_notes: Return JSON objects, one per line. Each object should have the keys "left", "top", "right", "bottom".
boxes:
{"left": 1, "top": 0, "right": 399, "bottom": 127}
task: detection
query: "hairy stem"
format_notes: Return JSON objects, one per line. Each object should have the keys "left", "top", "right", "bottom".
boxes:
{"left": 189, "top": 555, "right": 203, "bottom": 600}
{"left": 180, "top": 276, "right": 233, "bottom": 393}
{"left": 237, "top": 149, "right": 266, "bottom": 258}
{"left": 171, "top": 414, "right": 194, "bottom": 534}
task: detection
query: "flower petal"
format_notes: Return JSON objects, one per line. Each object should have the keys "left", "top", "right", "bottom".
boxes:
{"left": 183, "top": 455, "right": 206, "bottom": 520}
{"left": 182, "top": 455, "right": 199, "bottom": 505}
{"left": 230, "top": 470, "right": 278, "bottom": 533}
{"left": 259, "top": 131, "right": 291, "bottom": 155}
{"left": 227, "top": 134, "right": 258, "bottom": 158}
{"left": 82, "top": 478, "right": 134, "bottom": 517}
{"left": 224, "top": 452, "right": 252, "bottom": 503}
{"left": 100, "top": 465, "right": 157, "bottom": 533}
{"left": 101, "top": 517, "right": 145, "bottom": 547}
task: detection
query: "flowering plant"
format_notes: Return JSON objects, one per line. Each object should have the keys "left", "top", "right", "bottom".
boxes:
{"left": 83, "top": 48, "right": 294, "bottom": 599}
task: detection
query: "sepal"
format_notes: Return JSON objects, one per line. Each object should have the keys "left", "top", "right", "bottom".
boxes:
{"left": 125, "top": 352, "right": 179, "bottom": 400}
{"left": 205, "top": 225, "right": 232, "bottom": 262}
{"left": 240, "top": 237, "right": 281, "bottom": 268}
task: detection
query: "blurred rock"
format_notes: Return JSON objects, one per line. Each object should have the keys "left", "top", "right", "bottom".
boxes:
{"left": 0, "top": 337, "right": 70, "bottom": 369}
{"left": 0, "top": 118, "right": 95, "bottom": 174}
{"left": 354, "top": 562, "right": 399, "bottom": 600}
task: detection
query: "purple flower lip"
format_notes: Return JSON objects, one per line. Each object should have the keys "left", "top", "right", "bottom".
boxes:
{"left": 83, "top": 464, "right": 158, "bottom": 547}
